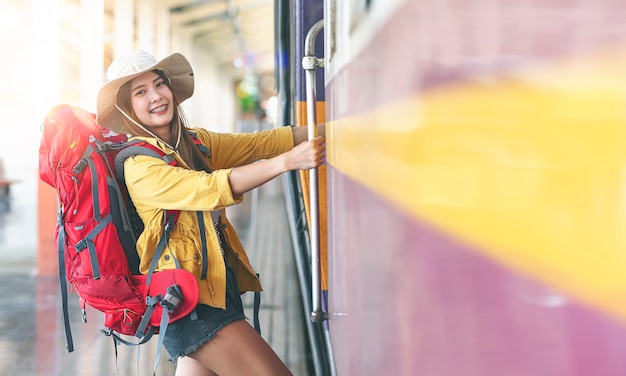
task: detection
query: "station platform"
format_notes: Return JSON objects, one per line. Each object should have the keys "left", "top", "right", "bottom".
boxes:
{"left": 0, "top": 177, "right": 310, "bottom": 376}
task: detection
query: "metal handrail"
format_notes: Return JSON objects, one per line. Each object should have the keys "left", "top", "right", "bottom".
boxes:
{"left": 302, "top": 19, "right": 326, "bottom": 323}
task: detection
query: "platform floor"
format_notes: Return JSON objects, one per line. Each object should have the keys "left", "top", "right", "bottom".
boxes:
{"left": 0, "top": 178, "right": 310, "bottom": 376}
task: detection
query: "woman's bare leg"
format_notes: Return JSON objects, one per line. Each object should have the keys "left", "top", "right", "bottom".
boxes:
{"left": 175, "top": 356, "right": 218, "bottom": 376}
{"left": 187, "top": 320, "right": 293, "bottom": 376}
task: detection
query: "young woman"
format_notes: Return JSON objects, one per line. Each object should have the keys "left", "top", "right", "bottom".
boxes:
{"left": 96, "top": 50, "right": 325, "bottom": 376}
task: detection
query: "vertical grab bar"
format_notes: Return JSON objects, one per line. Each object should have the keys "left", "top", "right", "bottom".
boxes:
{"left": 302, "top": 19, "right": 326, "bottom": 323}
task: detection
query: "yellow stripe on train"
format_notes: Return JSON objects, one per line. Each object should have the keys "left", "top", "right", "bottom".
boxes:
{"left": 327, "top": 47, "right": 626, "bottom": 321}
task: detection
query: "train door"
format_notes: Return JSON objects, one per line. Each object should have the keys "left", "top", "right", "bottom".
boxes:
{"left": 276, "top": 0, "right": 334, "bottom": 375}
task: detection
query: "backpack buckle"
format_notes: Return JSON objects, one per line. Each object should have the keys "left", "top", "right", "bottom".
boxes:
{"left": 74, "top": 239, "right": 88, "bottom": 252}
{"left": 72, "top": 158, "right": 89, "bottom": 174}
{"left": 164, "top": 213, "right": 177, "bottom": 232}
{"left": 161, "top": 284, "right": 183, "bottom": 313}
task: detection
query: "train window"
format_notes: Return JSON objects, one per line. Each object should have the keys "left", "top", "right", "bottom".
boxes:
{"left": 326, "top": 0, "right": 336, "bottom": 61}
{"left": 325, "top": 0, "right": 382, "bottom": 78}
{"left": 349, "top": 0, "right": 372, "bottom": 32}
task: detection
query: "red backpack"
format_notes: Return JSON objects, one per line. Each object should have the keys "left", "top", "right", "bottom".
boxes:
{"left": 38, "top": 104, "right": 201, "bottom": 360}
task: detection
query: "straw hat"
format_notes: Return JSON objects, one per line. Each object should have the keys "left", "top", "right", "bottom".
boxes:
{"left": 96, "top": 50, "right": 194, "bottom": 133}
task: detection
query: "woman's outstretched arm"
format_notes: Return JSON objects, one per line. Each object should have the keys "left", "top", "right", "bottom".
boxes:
{"left": 227, "top": 135, "right": 325, "bottom": 196}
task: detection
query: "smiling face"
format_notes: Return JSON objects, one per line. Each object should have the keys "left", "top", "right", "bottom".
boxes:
{"left": 129, "top": 70, "right": 175, "bottom": 131}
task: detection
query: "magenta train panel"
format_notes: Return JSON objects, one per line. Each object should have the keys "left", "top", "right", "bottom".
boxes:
{"left": 333, "top": 0, "right": 626, "bottom": 118}
{"left": 323, "top": 1, "right": 626, "bottom": 375}
{"left": 326, "top": 169, "right": 626, "bottom": 376}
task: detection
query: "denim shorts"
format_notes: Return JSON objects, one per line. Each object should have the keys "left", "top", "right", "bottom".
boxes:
{"left": 162, "top": 264, "right": 246, "bottom": 361}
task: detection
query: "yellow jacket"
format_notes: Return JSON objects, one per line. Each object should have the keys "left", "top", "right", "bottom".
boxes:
{"left": 123, "top": 126, "right": 294, "bottom": 308}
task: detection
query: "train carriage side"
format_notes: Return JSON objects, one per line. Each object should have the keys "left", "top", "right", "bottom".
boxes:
{"left": 322, "top": 1, "right": 626, "bottom": 375}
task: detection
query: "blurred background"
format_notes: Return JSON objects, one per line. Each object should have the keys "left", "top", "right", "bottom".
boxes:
{"left": 0, "top": 1, "right": 299, "bottom": 374}
{"left": 6, "top": 1, "right": 626, "bottom": 376}
{"left": 0, "top": 0, "right": 278, "bottom": 263}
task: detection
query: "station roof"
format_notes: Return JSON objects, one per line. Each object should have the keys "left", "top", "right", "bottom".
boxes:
{"left": 166, "top": 0, "right": 275, "bottom": 77}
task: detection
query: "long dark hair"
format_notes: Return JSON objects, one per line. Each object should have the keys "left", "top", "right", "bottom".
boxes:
{"left": 116, "top": 70, "right": 211, "bottom": 173}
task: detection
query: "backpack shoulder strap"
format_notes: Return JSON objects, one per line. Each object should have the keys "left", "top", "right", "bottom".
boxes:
{"left": 114, "top": 141, "right": 177, "bottom": 181}
{"left": 188, "top": 131, "right": 211, "bottom": 159}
